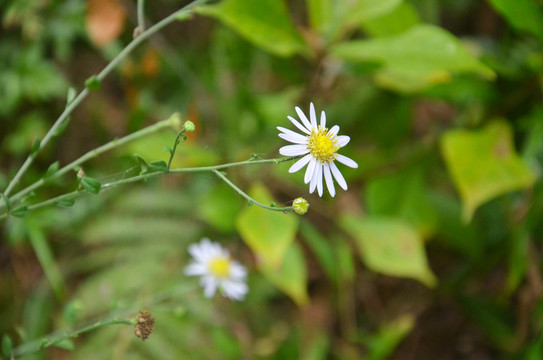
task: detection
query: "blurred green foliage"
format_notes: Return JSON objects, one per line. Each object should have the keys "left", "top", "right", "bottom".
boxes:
{"left": 1, "top": 0, "right": 543, "bottom": 359}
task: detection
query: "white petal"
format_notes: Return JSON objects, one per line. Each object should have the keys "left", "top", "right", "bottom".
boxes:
{"left": 189, "top": 243, "right": 208, "bottom": 263}
{"left": 330, "top": 161, "right": 348, "bottom": 191}
{"left": 277, "top": 127, "right": 308, "bottom": 144}
{"left": 316, "top": 162, "right": 323, "bottom": 197}
{"left": 202, "top": 276, "right": 219, "bottom": 298}
{"left": 309, "top": 162, "right": 321, "bottom": 194}
{"left": 323, "top": 163, "right": 336, "bottom": 198}
{"left": 221, "top": 280, "right": 248, "bottom": 300}
{"left": 289, "top": 154, "right": 312, "bottom": 173}
{"left": 279, "top": 144, "right": 310, "bottom": 156}
{"left": 320, "top": 111, "right": 326, "bottom": 128}
{"left": 336, "top": 154, "right": 358, "bottom": 168}
{"left": 304, "top": 157, "right": 317, "bottom": 184}
{"left": 184, "top": 263, "right": 207, "bottom": 276}
{"left": 328, "top": 125, "right": 339, "bottom": 136}
{"left": 295, "top": 106, "right": 313, "bottom": 132}
{"left": 288, "top": 116, "right": 311, "bottom": 135}
{"left": 230, "top": 261, "right": 247, "bottom": 279}
{"left": 336, "top": 135, "right": 350, "bottom": 147}
{"left": 310, "top": 103, "right": 317, "bottom": 129}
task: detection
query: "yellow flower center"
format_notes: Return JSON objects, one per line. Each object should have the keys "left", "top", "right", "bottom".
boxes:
{"left": 308, "top": 126, "right": 339, "bottom": 163}
{"left": 209, "top": 257, "right": 231, "bottom": 278}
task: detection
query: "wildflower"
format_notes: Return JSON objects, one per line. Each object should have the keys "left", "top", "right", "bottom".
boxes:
{"left": 278, "top": 103, "right": 358, "bottom": 197}
{"left": 184, "top": 238, "right": 248, "bottom": 301}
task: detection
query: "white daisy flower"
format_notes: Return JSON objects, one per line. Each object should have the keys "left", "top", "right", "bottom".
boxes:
{"left": 184, "top": 238, "right": 248, "bottom": 301}
{"left": 278, "top": 103, "right": 358, "bottom": 197}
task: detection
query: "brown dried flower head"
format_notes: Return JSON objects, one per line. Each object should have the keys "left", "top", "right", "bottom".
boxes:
{"left": 134, "top": 310, "right": 155, "bottom": 341}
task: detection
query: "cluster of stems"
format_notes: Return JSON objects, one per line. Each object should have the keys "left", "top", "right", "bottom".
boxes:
{"left": 0, "top": 0, "right": 300, "bottom": 222}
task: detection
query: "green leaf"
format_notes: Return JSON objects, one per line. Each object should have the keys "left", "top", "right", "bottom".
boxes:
{"left": 2, "top": 334, "right": 12, "bottom": 357}
{"left": 488, "top": 0, "right": 543, "bottom": 41}
{"left": 55, "top": 198, "right": 75, "bottom": 208}
{"left": 54, "top": 339, "right": 75, "bottom": 351}
{"left": 258, "top": 242, "right": 309, "bottom": 306}
{"left": 31, "top": 137, "right": 41, "bottom": 155}
{"left": 44, "top": 161, "right": 60, "bottom": 178}
{"left": 365, "top": 167, "right": 439, "bottom": 238}
{"left": 84, "top": 75, "right": 101, "bottom": 90}
{"left": 340, "top": 215, "right": 437, "bottom": 287}
{"left": 441, "top": 121, "right": 536, "bottom": 222}
{"left": 133, "top": 153, "right": 149, "bottom": 174}
{"left": 344, "top": 0, "right": 402, "bottom": 27}
{"left": 306, "top": 0, "right": 334, "bottom": 34}
{"left": 148, "top": 160, "right": 168, "bottom": 172}
{"left": 332, "top": 24, "right": 496, "bottom": 93}
{"left": 236, "top": 183, "right": 298, "bottom": 267}
{"left": 363, "top": 314, "right": 415, "bottom": 360}
{"left": 196, "top": 0, "right": 308, "bottom": 57}
{"left": 11, "top": 206, "right": 29, "bottom": 218}
{"left": 299, "top": 221, "right": 338, "bottom": 282}
{"left": 362, "top": 2, "right": 420, "bottom": 37}
{"left": 79, "top": 177, "right": 102, "bottom": 195}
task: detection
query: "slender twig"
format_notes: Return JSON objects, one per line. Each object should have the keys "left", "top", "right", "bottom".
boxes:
{"left": 167, "top": 129, "right": 186, "bottom": 171}
{"left": 7, "top": 115, "right": 181, "bottom": 208}
{"left": 10, "top": 319, "right": 133, "bottom": 358}
{"left": 213, "top": 170, "right": 293, "bottom": 212}
{"left": 1, "top": 0, "right": 208, "bottom": 198}
{"left": 0, "top": 156, "right": 300, "bottom": 220}
{"left": 137, "top": 0, "right": 146, "bottom": 32}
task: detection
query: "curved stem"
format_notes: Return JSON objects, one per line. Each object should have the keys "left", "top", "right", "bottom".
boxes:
{"left": 10, "top": 319, "right": 133, "bottom": 358}
{"left": 8, "top": 115, "right": 180, "bottom": 207}
{"left": 213, "top": 170, "right": 293, "bottom": 212}
{"left": 0, "top": 156, "right": 300, "bottom": 220}
{"left": 1, "top": 0, "right": 208, "bottom": 198}
{"left": 137, "top": 0, "right": 146, "bottom": 32}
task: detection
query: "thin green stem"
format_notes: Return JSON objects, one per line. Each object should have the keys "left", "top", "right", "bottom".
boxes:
{"left": 7, "top": 115, "right": 180, "bottom": 208}
{"left": 213, "top": 170, "right": 293, "bottom": 212}
{"left": 167, "top": 129, "right": 186, "bottom": 171}
{"left": 10, "top": 319, "right": 133, "bottom": 358}
{"left": 137, "top": 0, "right": 146, "bottom": 32}
{"left": 1, "top": 0, "right": 208, "bottom": 198}
{"left": 0, "top": 156, "right": 299, "bottom": 220}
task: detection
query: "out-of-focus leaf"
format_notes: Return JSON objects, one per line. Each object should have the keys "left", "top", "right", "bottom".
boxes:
{"left": 79, "top": 176, "right": 102, "bottom": 195}
{"left": 211, "top": 326, "right": 242, "bottom": 359}
{"left": 258, "top": 242, "right": 309, "bottom": 306}
{"left": 2, "top": 334, "right": 12, "bottom": 357}
{"left": 362, "top": 314, "right": 415, "bottom": 360}
{"left": 332, "top": 25, "right": 496, "bottom": 93}
{"left": 506, "top": 227, "right": 529, "bottom": 294}
{"left": 299, "top": 221, "right": 338, "bottom": 282}
{"left": 197, "top": 183, "right": 241, "bottom": 233}
{"left": 488, "top": 0, "right": 543, "bottom": 41}
{"left": 306, "top": 0, "right": 333, "bottom": 34}
{"left": 196, "top": 0, "right": 308, "bottom": 57}
{"left": 343, "top": 0, "right": 402, "bottom": 28}
{"left": 85, "top": 0, "right": 126, "bottom": 47}
{"left": 44, "top": 161, "right": 60, "bottom": 179}
{"left": 365, "top": 167, "right": 438, "bottom": 238}
{"left": 236, "top": 183, "right": 298, "bottom": 267}
{"left": 25, "top": 218, "right": 65, "bottom": 298}
{"left": 441, "top": 121, "right": 536, "bottom": 222}
{"left": 54, "top": 339, "right": 75, "bottom": 351}
{"left": 340, "top": 215, "right": 437, "bottom": 287}
{"left": 362, "top": 2, "right": 420, "bottom": 37}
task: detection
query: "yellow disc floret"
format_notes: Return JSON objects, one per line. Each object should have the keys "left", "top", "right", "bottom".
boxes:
{"left": 209, "top": 257, "right": 231, "bottom": 278}
{"left": 308, "top": 126, "right": 339, "bottom": 163}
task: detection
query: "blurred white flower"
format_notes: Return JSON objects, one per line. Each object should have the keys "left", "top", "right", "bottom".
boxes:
{"left": 278, "top": 103, "right": 358, "bottom": 197}
{"left": 184, "top": 238, "right": 248, "bottom": 301}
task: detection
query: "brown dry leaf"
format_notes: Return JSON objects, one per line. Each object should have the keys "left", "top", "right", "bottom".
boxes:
{"left": 85, "top": 0, "right": 126, "bottom": 47}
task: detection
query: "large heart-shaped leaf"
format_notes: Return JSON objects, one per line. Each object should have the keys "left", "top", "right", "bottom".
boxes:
{"left": 236, "top": 183, "right": 299, "bottom": 267}
{"left": 332, "top": 24, "right": 495, "bottom": 93}
{"left": 441, "top": 121, "right": 536, "bottom": 222}
{"left": 340, "top": 215, "right": 436, "bottom": 287}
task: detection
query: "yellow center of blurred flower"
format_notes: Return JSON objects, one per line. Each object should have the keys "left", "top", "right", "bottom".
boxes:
{"left": 308, "top": 126, "right": 339, "bottom": 163}
{"left": 209, "top": 257, "right": 231, "bottom": 278}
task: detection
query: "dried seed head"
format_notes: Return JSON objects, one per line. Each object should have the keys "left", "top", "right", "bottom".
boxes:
{"left": 134, "top": 311, "right": 155, "bottom": 341}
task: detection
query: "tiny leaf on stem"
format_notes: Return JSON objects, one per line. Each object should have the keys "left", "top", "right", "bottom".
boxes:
{"left": 148, "top": 161, "right": 168, "bottom": 172}
{"left": 85, "top": 75, "right": 101, "bottom": 90}
{"left": 11, "top": 206, "right": 29, "bottom": 218}
{"left": 133, "top": 154, "right": 149, "bottom": 174}
{"left": 80, "top": 177, "right": 102, "bottom": 195}
{"left": 56, "top": 198, "right": 75, "bottom": 208}
{"left": 31, "top": 138, "right": 41, "bottom": 155}
{"left": 53, "top": 339, "right": 75, "bottom": 351}
{"left": 44, "top": 161, "right": 60, "bottom": 178}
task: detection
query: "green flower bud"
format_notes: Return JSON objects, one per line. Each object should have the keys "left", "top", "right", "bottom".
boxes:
{"left": 293, "top": 197, "right": 309, "bottom": 215}
{"left": 183, "top": 120, "right": 195, "bottom": 133}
